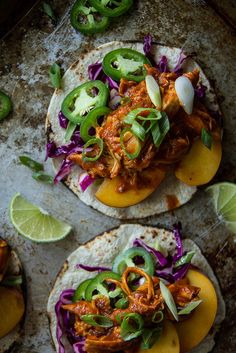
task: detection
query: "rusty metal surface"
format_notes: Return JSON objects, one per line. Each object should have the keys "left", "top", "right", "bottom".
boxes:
{"left": 0, "top": 0, "right": 236, "bottom": 352}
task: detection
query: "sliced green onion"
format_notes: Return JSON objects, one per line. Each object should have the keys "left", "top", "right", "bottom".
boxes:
{"left": 178, "top": 300, "right": 202, "bottom": 315}
{"left": 140, "top": 327, "right": 162, "bottom": 349}
{"left": 201, "top": 128, "right": 212, "bottom": 150}
{"left": 174, "top": 251, "right": 195, "bottom": 268}
{"left": 82, "top": 138, "right": 104, "bottom": 162}
{"left": 131, "top": 120, "right": 146, "bottom": 141}
{"left": 19, "top": 156, "right": 44, "bottom": 172}
{"left": 64, "top": 121, "right": 77, "bottom": 142}
{"left": 151, "top": 112, "right": 170, "bottom": 147}
{"left": 1, "top": 275, "right": 22, "bottom": 286}
{"left": 145, "top": 75, "right": 162, "bottom": 109}
{"left": 49, "top": 63, "right": 62, "bottom": 89}
{"left": 80, "top": 314, "right": 113, "bottom": 328}
{"left": 124, "top": 108, "right": 161, "bottom": 125}
{"left": 115, "top": 297, "right": 129, "bottom": 309}
{"left": 152, "top": 310, "right": 164, "bottom": 324}
{"left": 120, "top": 313, "right": 144, "bottom": 341}
{"left": 32, "top": 172, "right": 54, "bottom": 184}
{"left": 108, "top": 287, "right": 122, "bottom": 299}
{"left": 42, "top": 2, "right": 57, "bottom": 23}
{"left": 120, "top": 128, "right": 141, "bottom": 160}
{"left": 159, "top": 280, "right": 178, "bottom": 321}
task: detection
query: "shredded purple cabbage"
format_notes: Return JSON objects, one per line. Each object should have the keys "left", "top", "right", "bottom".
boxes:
{"left": 73, "top": 341, "right": 86, "bottom": 353}
{"left": 79, "top": 173, "right": 94, "bottom": 192}
{"left": 195, "top": 83, "right": 207, "bottom": 99}
{"left": 157, "top": 55, "right": 169, "bottom": 73}
{"left": 109, "top": 88, "right": 121, "bottom": 110}
{"left": 133, "top": 238, "right": 168, "bottom": 267}
{"left": 143, "top": 34, "right": 152, "bottom": 57}
{"left": 45, "top": 131, "right": 84, "bottom": 160}
{"left": 88, "top": 62, "right": 119, "bottom": 90}
{"left": 54, "top": 160, "right": 74, "bottom": 184}
{"left": 172, "top": 222, "right": 183, "bottom": 263}
{"left": 76, "top": 264, "right": 111, "bottom": 272}
{"left": 173, "top": 50, "right": 194, "bottom": 75}
{"left": 58, "top": 111, "right": 69, "bottom": 129}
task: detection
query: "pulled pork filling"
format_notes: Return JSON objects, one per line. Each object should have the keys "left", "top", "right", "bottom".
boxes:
{"left": 68, "top": 65, "right": 221, "bottom": 191}
{"left": 62, "top": 267, "right": 200, "bottom": 353}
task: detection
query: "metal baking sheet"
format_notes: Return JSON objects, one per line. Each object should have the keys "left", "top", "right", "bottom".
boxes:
{"left": 0, "top": 0, "right": 235, "bottom": 352}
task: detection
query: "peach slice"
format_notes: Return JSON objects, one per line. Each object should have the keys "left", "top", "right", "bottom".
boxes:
{"left": 0, "top": 286, "right": 25, "bottom": 338}
{"left": 175, "top": 269, "right": 218, "bottom": 353}
{"left": 138, "top": 320, "right": 180, "bottom": 353}
{"left": 95, "top": 167, "right": 166, "bottom": 208}
{"left": 175, "top": 138, "right": 222, "bottom": 186}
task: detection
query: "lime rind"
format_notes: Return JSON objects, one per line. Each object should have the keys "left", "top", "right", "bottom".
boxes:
{"left": 9, "top": 193, "right": 72, "bottom": 242}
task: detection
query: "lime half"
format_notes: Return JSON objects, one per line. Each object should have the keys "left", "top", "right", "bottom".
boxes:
{"left": 206, "top": 182, "right": 236, "bottom": 234}
{"left": 9, "top": 193, "right": 72, "bottom": 242}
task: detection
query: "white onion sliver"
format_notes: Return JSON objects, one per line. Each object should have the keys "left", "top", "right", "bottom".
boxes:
{"left": 145, "top": 75, "right": 162, "bottom": 109}
{"left": 175, "top": 76, "right": 194, "bottom": 115}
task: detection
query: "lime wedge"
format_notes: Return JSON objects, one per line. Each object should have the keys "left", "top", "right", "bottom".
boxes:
{"left": 9, "top": 193, "right": 72, "bottom": 242}
{"left": 206, "top": 182, "right": 236, "bottom": 233}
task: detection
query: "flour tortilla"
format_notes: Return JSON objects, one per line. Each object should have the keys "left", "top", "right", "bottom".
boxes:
{"left": 0, "top": 250, "right": 25, "bottom": 353}
{"left": 47, "top": 224, "right": 225, "bottom": 353}
{"left": 46, "top": 41, "right": 221, "bottom": 219}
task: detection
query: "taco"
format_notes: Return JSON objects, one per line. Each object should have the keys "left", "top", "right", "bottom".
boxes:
{"left": 0, "top": 238, "right": 26, "bottom": 353}
{"left": 47, "top": 224, "right": 225, "bottom": 353}
{"left": 46, "top": 39, "right": 222, "bottom": 219}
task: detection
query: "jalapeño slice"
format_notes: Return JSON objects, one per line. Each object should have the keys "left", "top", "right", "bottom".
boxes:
{"left": 0, "top": 91, "right": 12, "bottom": 121}
{"left": 85, "top": 271, "right": 121, "bottom": 301}
{"left": 61, "top": 80, "right": 109, "bottom": 124}
{"left": 89, "top": 0, "right": 133, "bottom": 17}
{"left": 112, "top": 247, "right": 155, "bottom": 276}
{"left": 80, "top": 106, "right": 110, "bottom": 142}
{"left": 73, "top": 278, "right": 93, "bottom": 302}
{"left": 70, "top": 0, "right": 110, "bottom": 35}
{"left": 102, "top": 48, "right": 151, "bottom": 82}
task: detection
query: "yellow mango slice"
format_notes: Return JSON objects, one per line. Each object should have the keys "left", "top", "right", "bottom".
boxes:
{"left": 95, "top": 167, "right": 166, "bottom": 207}
{"left": 138, "top": 320, "right": 180, "bottom": 353}
{"left": 175, "top": 269, "right": 218, "bottom": 353}
{"left": 0, "top": 286, "right": 25, "bottom": 338}
{"left": 175, "top": 139, "right": 222, "bottom": 186}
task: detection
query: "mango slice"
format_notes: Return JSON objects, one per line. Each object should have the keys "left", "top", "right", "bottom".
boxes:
{"left": 175, "top": 139, "right": 222, "bottom": 186}
{"left": 138, "top": 320, "right": 180, "bottom": 353}
{"left": 0, "top": 286, "right": 25, "bottom": 338}
{"left": 175, "top": 269, "right": 218, "bottom": 353}
{"left": 95, "top": 167, "right": 166, "bottom": 207}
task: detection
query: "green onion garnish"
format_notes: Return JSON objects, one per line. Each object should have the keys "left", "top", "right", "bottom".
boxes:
{"left": 80, "top": 314, "right": 113, "bottom": 328}
{"left": 49, "top": 63, "right": 62, "bottom": 89}
{"left": 151, "top": 112, "right": 170, "bottom": 147}
{"left": 140, "top": 327, "right": 162, "bottom": 349}
{"left": 131, "top": 120, "right": 146, "bottom": 141}
{"left": 19, "top": 156, "right": 44, "bottom": 172}
{"left": 174, "top": 251, "right": 195, "bottom": 268}
{"left": 64, "top": 121, "right": 77, "bottom": 142}
{"left": 152, "top": 310, "right": 164, "bottom": 324}
{"left": 115, "top": 297, "right": 129, "bottom": 309}
{"left": 159, "top": 280, "right": 178, "bottom": 321}
{"left": 124, "top": 108, "right": 162, "bottom": 125}
{"left": 42, "top": 2, "right": 57, "bottom": 23}
{"left": 145, "top": 75, "right": 162, "bottom": 109}
{"left": 32, "top": 172, "right": 54, "bottom": 184}
{"left": 120, "top": 313, "right": 144, "bottom": 341}
{"left": 178, "top": 300, "right": 202, "bottom": 315}
{"left": 201, "top": 128, "right": 213, "bottom": 150}
{"left": 82, "top": 138, "right": 104, "bottom": 162}
{"left": 1, "top": 275, "right": 22, "bottom": 286}
{"left": 120, "top": 128, "right": 141, "bottom": 160}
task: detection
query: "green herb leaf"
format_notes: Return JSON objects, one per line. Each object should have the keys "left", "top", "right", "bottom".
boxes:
{"left": 120, "top": 313, "right": 144, "bottom": 341}
{"left": 140, "top": 327, "right": 162, "bottom": 349}
{"left": 115, "top": 297, "right": 129, "bottom": 309}
{"left": 19, "top": 156, "right": 44, "bottom": 172}
{"left": 152, "top": 310, "right": 164, "bottom": 324}
{"left": 201, "top": 128, "right": 213, "bottom": 149}
{"left": 49, "top": 63, "right": 62, "bottom": 89}
{"left": 1, "top": 275, "right": 22, "bottom": 286}
{"left": 80, "top": 314, "right": 113, "bottom": 328}
{"left": 42, "top": 2, "right": 57, "bottom": 23}
{"left": 32, "top": 172, "right": 54, "bottom": 184}
{"left": 174, "top": 251, "right": 195, "bottom": 268}
{"left": 178, "top": 300, "right": 202, "bottom": 315}
{"left": 159, "top": 280, "right": 178, "bottom": 321}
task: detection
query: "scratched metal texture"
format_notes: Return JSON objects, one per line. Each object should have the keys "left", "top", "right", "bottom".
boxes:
{"left": 0, "top": 0, "right": 235, "bottom": 352}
